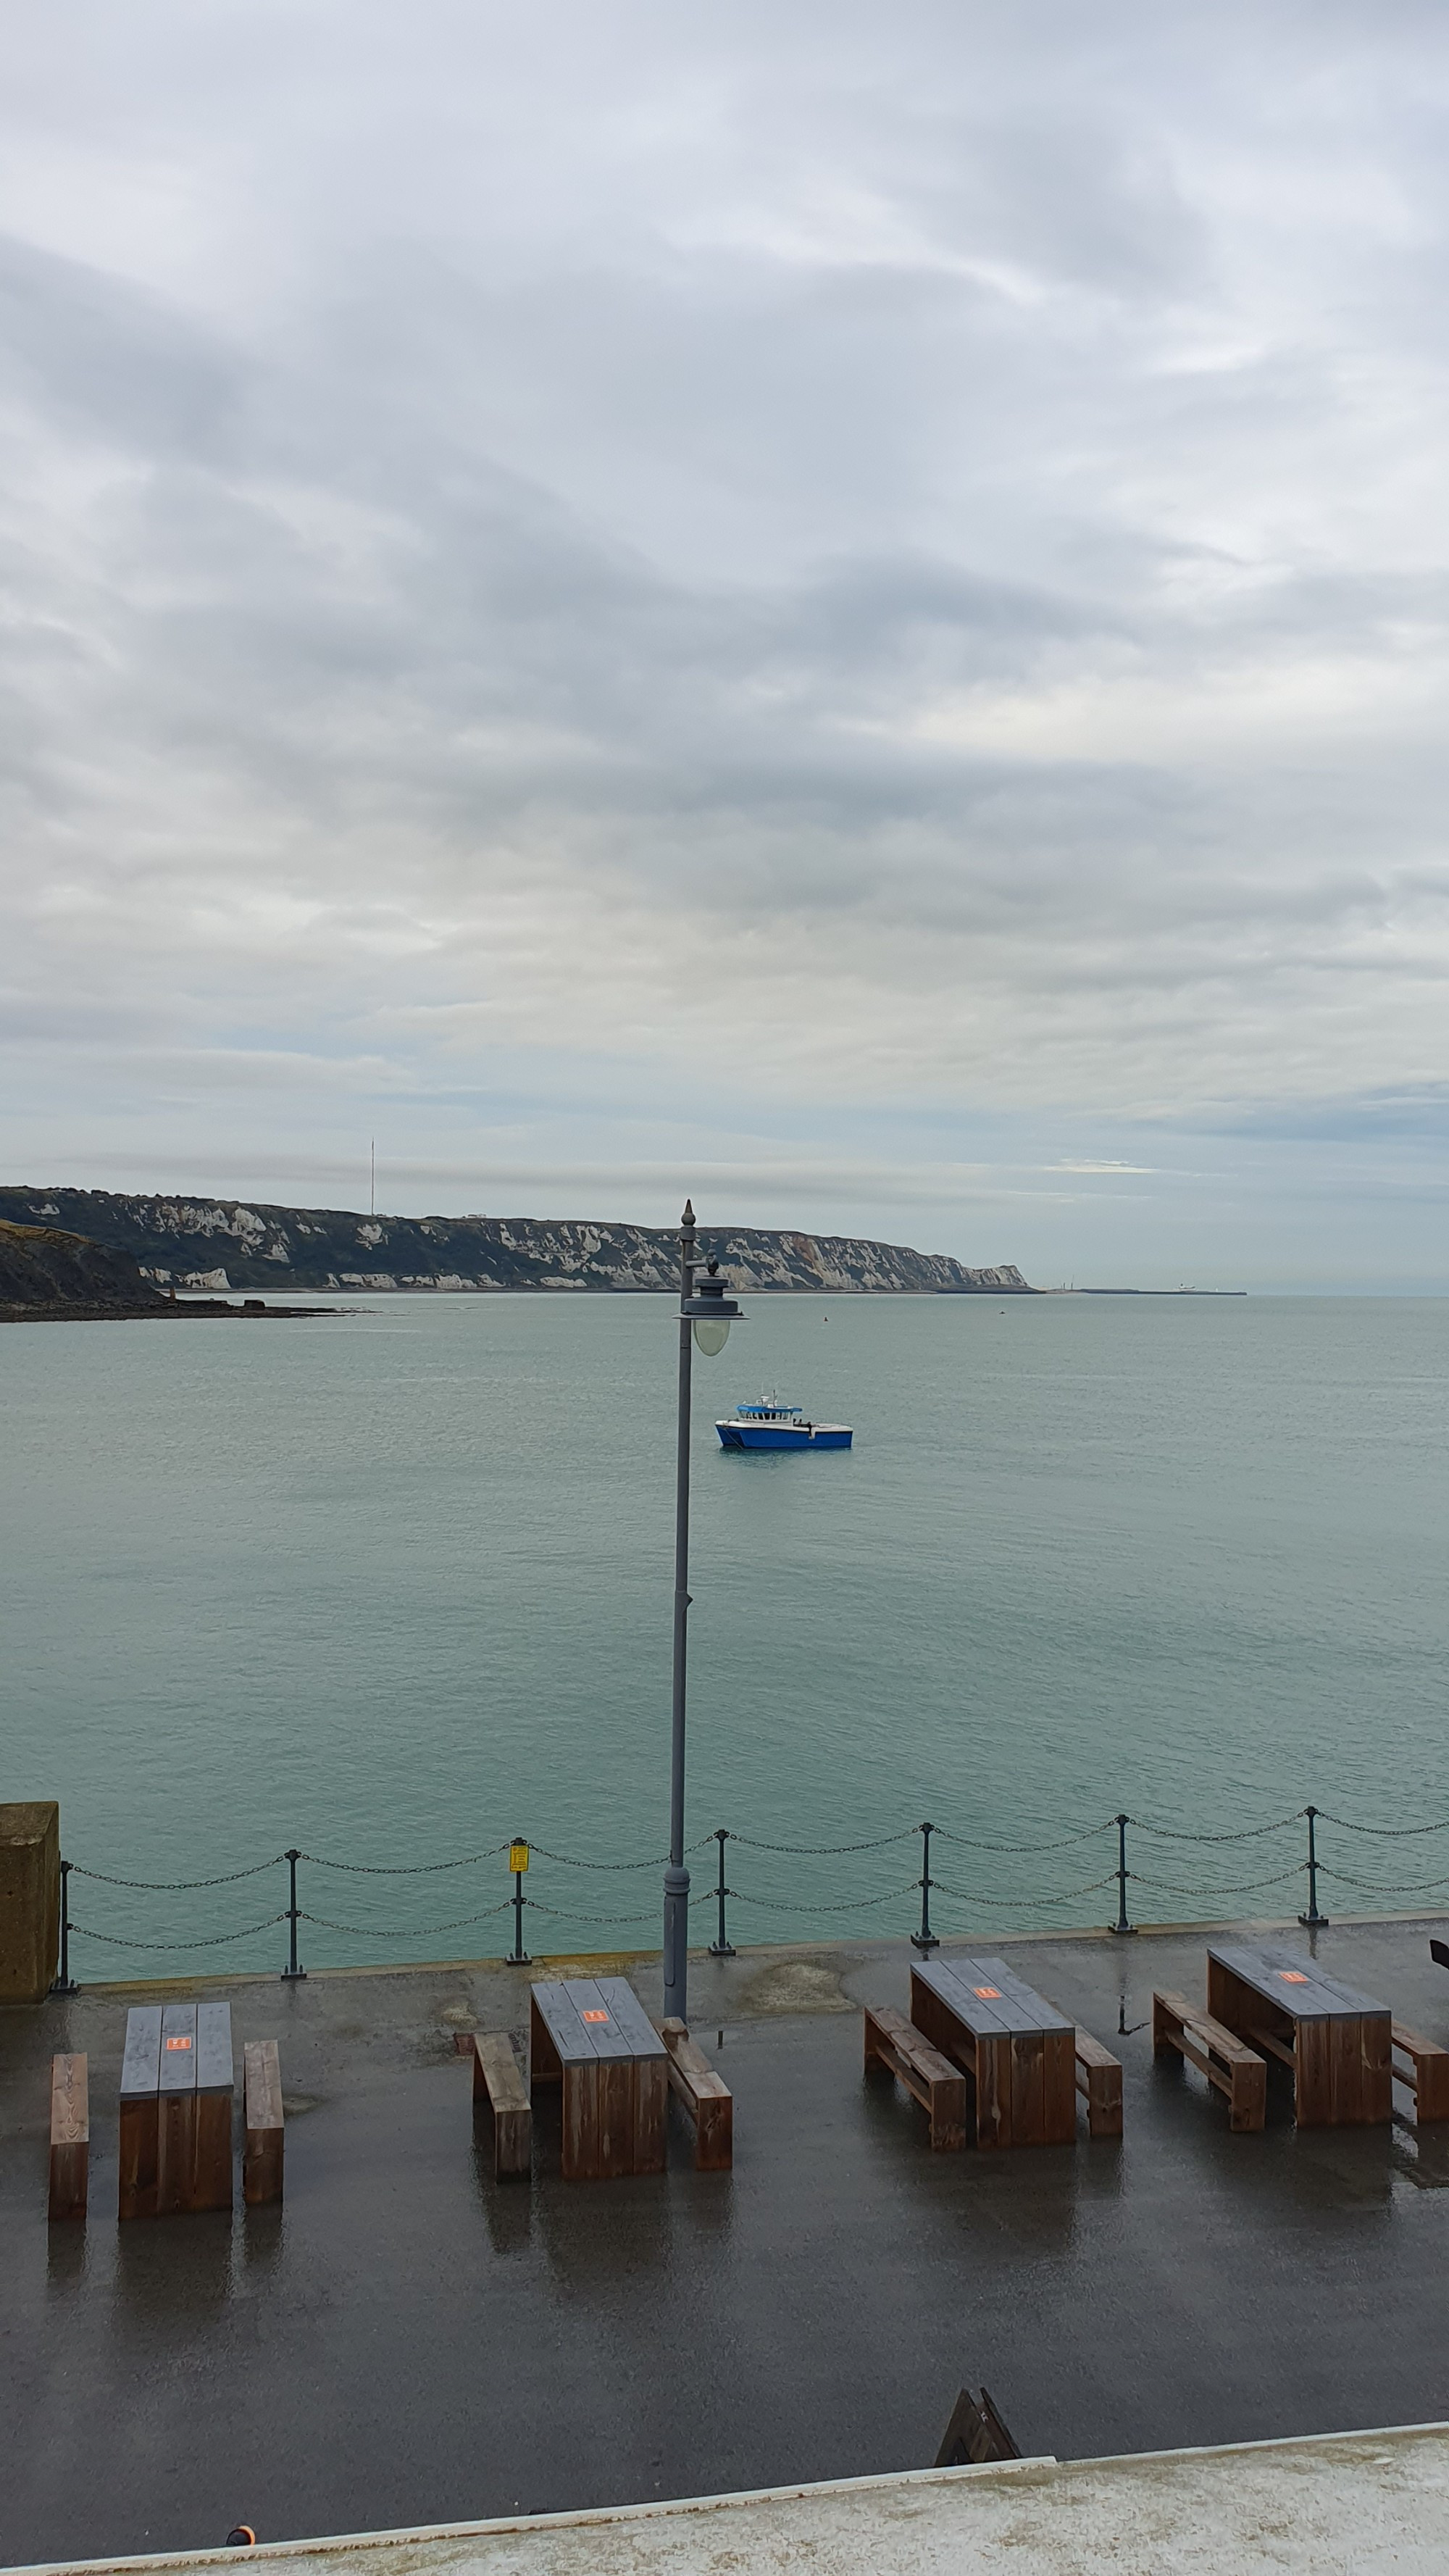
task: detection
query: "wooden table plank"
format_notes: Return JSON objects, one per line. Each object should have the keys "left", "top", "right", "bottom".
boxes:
{"left": 119, "top": 2007, "right": 163, "bottom": 2222}
{"left": 193, "top": 2003, "right": 235, "bottom": 2212}
{"left": 120, "top": 2006, "right": 163, "bottom": 2098}
{"left": 158, "top": 2003, "right": 198, "bottom": 2217}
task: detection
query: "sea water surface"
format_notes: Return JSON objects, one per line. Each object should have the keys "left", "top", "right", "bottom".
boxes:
{"left": 4, "top": 1291, "right": 1448, "bottom": 1977}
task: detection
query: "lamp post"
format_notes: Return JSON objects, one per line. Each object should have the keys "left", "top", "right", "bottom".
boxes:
{"left": 664, "top": 1200, "right": 743, "bottom": 2024}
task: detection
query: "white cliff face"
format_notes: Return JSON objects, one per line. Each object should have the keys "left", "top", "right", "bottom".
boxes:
{"left": 0, "top": 1189, "right": 1033, "bottom": 1298}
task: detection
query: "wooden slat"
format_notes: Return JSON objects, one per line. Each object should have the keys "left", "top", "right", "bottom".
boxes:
{"left": 975, "top": 2029, "right": 1011, "bottom": 2150}
{"left": 120, "top": 2006, "right": 164, "bottom": 2221}
{"left": 632, "top": 2053, "right": 669, "bottom": 2175}
{"left": 120, "top": 2006, "right": 163, "bottom": 2098}
{"left": 191, "top": 2002, "right": 235, "bottom": 2212}
{"left": 596, "top": 2054, "right": 634, "bottom": 2179}
{"left": 243, "top": 2039, "right": 283, "bottom": 2206}
{"left": 157, "top": 2002, "right": 199, "bottom": 2215}
{"left": 49, "top": 2054, "right": 88, "bottom": 2223}
{"left": 195, "top": 2001, "right": 233, "bottom": 2093}
{"left": 562, "top": 2058, "right": 596, "bottom": 2180}
{"left": 158, "top": 2002, "right": 199, "bottom": 2092}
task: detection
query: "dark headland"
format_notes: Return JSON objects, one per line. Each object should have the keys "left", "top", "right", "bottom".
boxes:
{"left": 0, "top": 1220, "right": 328, "bottom": 1322}
{"left": 0, "top": 1187, "right": 1033, "bottom": 1302}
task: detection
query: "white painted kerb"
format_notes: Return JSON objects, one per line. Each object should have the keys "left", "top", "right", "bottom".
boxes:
{"left": 17, "top": 2422, "right": 1449, "bottom": 2576}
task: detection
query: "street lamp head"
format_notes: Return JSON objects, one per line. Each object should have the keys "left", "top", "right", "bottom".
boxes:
{"left": 682, "top": 1259, "right": 743, "bottom": 1357}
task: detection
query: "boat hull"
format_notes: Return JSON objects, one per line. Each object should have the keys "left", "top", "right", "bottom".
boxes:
{"left": 717, "top": 1423, "right": 852, "bottom": 1450}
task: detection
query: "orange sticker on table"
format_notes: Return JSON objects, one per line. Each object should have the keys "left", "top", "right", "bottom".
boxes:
{"left": 972, "top": 1985, "right": 1002, "bottom": 1999}
{"left": 1277, "top": 1971, "right": 1308, "bottom": 1984}
{"left": 581, "top": 2009, "right": 610, "bottom": 2023}
{"left": 165, "top": 2035, "right": 193, "bottom": 2050}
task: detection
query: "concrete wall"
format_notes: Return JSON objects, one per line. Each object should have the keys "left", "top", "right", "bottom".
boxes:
{"left": 0, "top": 1802, "right": 59, "bottom": 2003}
{"left": 16, "top": 2424, "right": 1449, "bottom": 2576}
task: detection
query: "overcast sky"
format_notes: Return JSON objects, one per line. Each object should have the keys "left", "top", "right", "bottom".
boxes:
{"left": 3, "top": 1, "right": 1448, "bottom": 1285}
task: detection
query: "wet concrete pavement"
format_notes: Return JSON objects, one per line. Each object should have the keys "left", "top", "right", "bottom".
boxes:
{"left": 5, "top": 1916, "right": 1449, "bottom": 2568}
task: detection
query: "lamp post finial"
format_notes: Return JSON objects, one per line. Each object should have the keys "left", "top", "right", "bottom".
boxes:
{"left": 682, "top": 1199, "right": 695, "bottom": 1227}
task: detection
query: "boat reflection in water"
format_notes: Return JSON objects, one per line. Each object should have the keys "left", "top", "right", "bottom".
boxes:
{"left": 715, "top": 1398, "right": 853, "bottom": 1451}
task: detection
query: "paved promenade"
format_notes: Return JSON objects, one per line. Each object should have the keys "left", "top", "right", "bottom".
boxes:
{"left": 5, "top": 1916, "right": 1449, "bottom": 2567}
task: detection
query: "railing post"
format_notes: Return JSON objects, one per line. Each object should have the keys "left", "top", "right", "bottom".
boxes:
{"left": 910, "top": 1821, "right": 939, "bottom": 1954}
{"left": 50, "top": 1858, "right": 78, "bottom": 1996}
{"left": 708, "top": 1828, "right": 735, "bottom": 1958}
{"left": 506, "top": 1838, "right": 532, "bottom": 1965}
{"left": 1110, "top": 1813, "right": 1135, "bottom": 1935}
{"left": 280, "top": 1849, "right": 306, "bottom": 1981}
{"left": 1298, "top": 1804, "right": 1329, "bottom": 1928}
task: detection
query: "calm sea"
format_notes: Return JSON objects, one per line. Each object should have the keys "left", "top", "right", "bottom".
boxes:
{"left": 5, "top": 1291, "right": 1448, "bottom": 1980}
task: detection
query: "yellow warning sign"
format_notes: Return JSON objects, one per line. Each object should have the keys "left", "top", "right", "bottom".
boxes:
{"left": 509, "top": 1842, "right": 530, "bottom": 1874}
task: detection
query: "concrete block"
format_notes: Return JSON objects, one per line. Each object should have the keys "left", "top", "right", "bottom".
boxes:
{"left": 0, "top": 1803, "right": 59, "bottom": 2003}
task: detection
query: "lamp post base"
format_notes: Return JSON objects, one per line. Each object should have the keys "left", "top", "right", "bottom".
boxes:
{"left": 663, "top": 1864, "right": 690, "bottom": 2024}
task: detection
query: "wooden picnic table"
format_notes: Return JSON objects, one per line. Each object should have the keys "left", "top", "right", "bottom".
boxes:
{"left": 1206, "top": 1942, "right": 1392, "bottom": 2128}
{"left": 529, "top": 1977, "right": 668, "bottom": 2180}
{"left": 119, "top": 2001, "right": 235, "bottom": 2217}
{"left": 910, "top": 1956, "right": 1077, "bottom": 2149}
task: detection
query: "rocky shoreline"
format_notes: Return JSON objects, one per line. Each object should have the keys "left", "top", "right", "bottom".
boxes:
{"left": 0, "top": 1220, "right": 331, "bottom": 1322}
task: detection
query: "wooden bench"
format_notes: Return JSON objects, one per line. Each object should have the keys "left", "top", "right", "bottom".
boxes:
{"left": 863, "top": 2004, "right": 966, "bottom": 2151}
{"left": 657, "top": 2019, "right": 733, "bottom": 2170}
{"left": 1392, "top": 2020, "right": 1449, "bottom": 2124}
{"left": 49, "top": 2054, "right": 88, "bottom": 2222}
{"left": 243, "top": 2040, "right": 284, "bottom": 2206}
{"left": 1073, "top": 2026, "right": 1123, "bottom": 2138}
{"left": 1153, "top": 1991, "right": 1266, "bottom": 2133}
{"left": 472, "top": 2032, "right": 532, "bottom": 2181}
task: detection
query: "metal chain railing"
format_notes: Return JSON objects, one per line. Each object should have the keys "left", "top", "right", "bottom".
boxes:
{"left": 47, "top": 1799, "right": 1449, "bottom": 1992}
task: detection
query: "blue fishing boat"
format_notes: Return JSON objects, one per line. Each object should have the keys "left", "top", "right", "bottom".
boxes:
{"left": 716, "top": 1398, "right": 852, "bottom": 1451}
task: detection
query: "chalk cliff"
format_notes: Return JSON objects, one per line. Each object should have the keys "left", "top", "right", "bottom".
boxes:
{"left": 0, "top": 1189, "right": 1034, "bottom": 1297}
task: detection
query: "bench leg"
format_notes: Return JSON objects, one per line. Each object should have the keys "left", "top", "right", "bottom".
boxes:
{"left": 243, "top": 2124, "right": 284, "bottom": 2206}
{"left": 927, "top": 2074, "right": 967, "bottom": 2152}
{"left": 1231, "top": 2059, "right": 1266, "bottom": 2133}
{"left": 1086, "top": 2064, "right": 1123, "bottom": 2141}
{"left": 693, "top": 2091, "right": 733, "bottom": 2172}
{"left": 493, "top": 2100, "right": 532, "bottom": 2183}
{"left": 49, "top": 2138, "right": 88, "bottom": 2224}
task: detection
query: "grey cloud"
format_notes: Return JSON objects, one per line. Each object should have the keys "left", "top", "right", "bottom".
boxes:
{"left": 3, "top": 0, "right": 1449, "bottom": 1275}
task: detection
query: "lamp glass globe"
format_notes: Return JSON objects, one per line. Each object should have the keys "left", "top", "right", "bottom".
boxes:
{"left": 692, "top": 1317, "right": 732, "bottom": 1357}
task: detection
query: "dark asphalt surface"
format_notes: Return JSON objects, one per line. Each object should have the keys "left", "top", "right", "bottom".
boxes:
{"left": 5, "top": 1918, "right": 1449, "bottom": 2568}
